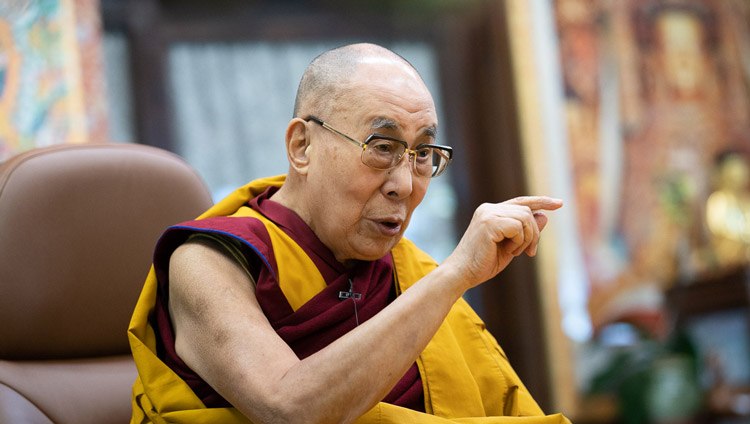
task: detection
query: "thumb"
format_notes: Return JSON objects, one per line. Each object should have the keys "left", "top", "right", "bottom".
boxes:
{"left": 533, "top": 211, "right": 549, "bottom": 232}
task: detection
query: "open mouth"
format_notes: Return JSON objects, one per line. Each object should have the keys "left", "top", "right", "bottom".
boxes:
{"left": 375, "top": 219, "right": 402, "bottom": 236}
{"left": 380, "top": 220, "right": 399, "bottom": 229}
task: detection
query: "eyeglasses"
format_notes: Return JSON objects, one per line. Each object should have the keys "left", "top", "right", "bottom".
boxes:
{"left": 305, "top": 116, "right": 453, "bottom": 178}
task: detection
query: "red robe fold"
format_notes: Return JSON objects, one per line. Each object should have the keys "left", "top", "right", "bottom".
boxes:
{"left": 151, "top": 186, "right": 424, "bottom": 410}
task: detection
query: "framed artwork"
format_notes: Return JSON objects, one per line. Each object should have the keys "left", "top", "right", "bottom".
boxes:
{"left": 0, "top": 0, "right": 107, "bottom": 161}
{"left": 506, "top": 0, "right": 750, "bottom": 419}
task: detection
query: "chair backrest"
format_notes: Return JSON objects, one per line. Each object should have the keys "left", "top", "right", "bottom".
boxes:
{"left": 0, "top": 143, "right": 214, "bottom": 423}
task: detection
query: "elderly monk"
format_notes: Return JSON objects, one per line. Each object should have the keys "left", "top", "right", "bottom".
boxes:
{"left": 129, "top": 43, "right": 570, "bottom": 424}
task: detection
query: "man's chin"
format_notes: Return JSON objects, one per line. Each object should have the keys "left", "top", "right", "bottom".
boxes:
{"left": 347, "top": 236, "right": 403, "bottom": 262}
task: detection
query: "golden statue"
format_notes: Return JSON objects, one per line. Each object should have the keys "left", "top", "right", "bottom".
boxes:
{"left": 706, "top": 152, "right": 750, "bottom": 268}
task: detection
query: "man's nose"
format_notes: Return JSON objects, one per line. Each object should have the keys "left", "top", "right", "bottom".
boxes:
{"left": 384, "top": 152, "right": 414, "bottom": 199}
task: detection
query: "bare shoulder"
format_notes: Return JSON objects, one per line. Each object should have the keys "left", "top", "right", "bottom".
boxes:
{"left": 170, "top": 237, "right": 252, "bottom": 289}
{"left": 170, "top": 237, "right": 241, "bottom": 276}
{"left": 168, "top": 237, "right": 259, "bottom": 327}
{"left": 166, "top": 237, "right": 299, "bottom": 416}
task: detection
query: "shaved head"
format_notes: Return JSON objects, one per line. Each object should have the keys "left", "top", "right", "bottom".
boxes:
{"left": 274, "top": 42, "right": 438, "bottom": 264}
{"left": 293, "top": 43, "right": 422, "bottom": 119}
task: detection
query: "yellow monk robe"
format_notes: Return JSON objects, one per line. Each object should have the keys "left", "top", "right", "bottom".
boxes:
{"left": 128, "top": 175, "right": 571, "bottom": 424}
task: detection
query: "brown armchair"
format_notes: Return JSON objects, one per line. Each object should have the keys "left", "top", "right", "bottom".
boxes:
{"left": 0, "top": 143, "right": 213, "bottom": 423}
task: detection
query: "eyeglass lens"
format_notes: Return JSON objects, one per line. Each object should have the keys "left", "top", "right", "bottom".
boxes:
{"left": 363, "top": 139, "right": 449, "bottom": 177}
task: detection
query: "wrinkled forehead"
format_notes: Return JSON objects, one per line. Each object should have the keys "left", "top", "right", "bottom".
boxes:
{"left": 340, "top": 60, "right": 435, "bottom": 111}
{"left": 313, "top": 51, "right": 438, "bottom": 136}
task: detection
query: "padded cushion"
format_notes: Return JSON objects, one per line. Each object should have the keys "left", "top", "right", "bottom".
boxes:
{"left": 0, "top": 355, "right": 135, "bottom": 424}
{"left": 0, "top": 143, "right": 213, "bottom": 359}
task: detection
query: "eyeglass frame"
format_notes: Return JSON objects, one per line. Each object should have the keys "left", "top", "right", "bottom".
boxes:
{"left": 304, "top": 115, "right": 453, "bottom": 178}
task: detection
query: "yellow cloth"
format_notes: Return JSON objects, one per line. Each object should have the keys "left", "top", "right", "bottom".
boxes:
{"left": 128, "top": 175, "right": 571, "bottom": 424}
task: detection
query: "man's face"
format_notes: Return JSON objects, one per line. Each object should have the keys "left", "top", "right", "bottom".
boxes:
{"left": 304, "top": 59, "right": 438, "bottom": 265}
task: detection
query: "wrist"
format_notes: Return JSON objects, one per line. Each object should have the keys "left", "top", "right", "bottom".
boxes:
{"left": 429, "top": 259, "right": 472, "bottom": 300}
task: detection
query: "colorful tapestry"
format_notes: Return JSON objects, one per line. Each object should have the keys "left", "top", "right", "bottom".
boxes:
{"left": 0, "top": 0, "right": 106, "bottom": 161}
{"left": 553, "top": 0, "right": 750, "bottom": 330}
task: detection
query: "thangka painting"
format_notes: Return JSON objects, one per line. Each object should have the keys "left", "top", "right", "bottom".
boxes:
{"left": 553, "top": 0, "right": 750, "bottom": 332}
{"left": 0, "top": 0, "right": 107, "bottom": 161}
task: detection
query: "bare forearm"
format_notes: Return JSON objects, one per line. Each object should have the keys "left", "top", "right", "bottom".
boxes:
{"left": 230, "top": 264, "right": 466, "bottom": 424}
{"left": 173, "top": 194, "right": 562, "bottom": 423}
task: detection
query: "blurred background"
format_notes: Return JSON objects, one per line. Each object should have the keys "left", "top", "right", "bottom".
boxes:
{"left": 1, "top": 0, "right": 749, "bottom": 422}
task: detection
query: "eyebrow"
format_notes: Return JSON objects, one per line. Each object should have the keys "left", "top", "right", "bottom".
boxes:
{"left": 370, "top": 117, "right": 437, "bottom": 139}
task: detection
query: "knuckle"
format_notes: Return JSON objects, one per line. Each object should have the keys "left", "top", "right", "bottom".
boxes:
{"left": 473, "top": 203, "right": 495, "bottom": 221}
{"left": 476, "top": 202, "right": 493, "bottom": 213}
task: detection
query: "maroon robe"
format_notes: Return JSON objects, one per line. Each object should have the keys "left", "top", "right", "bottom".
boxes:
{"left": 151, "top": 186, "right": 424, "bottom": 411}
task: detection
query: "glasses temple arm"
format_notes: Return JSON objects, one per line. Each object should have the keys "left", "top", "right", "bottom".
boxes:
{"left": 321, "top": 122, "right": 367, "bottom": 148}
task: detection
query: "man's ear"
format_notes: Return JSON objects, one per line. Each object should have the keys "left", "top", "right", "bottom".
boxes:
{"left": 285, "top": 118, "right": 311, "bottom": 175}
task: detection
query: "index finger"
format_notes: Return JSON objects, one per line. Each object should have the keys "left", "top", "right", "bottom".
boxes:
{"left": 504, "top": 196, "right": 563, "bottom": 211}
